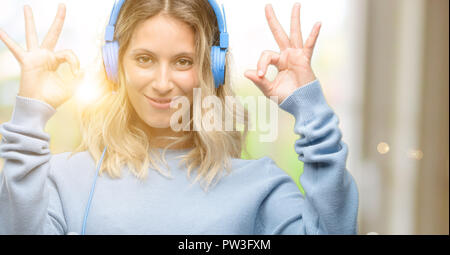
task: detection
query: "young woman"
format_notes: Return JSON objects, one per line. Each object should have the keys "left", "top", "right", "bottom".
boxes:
{"left": 0, "top": 0, "right": 359, "bottom": 235}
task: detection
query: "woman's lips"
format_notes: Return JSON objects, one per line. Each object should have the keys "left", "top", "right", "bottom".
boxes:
{"left": 145, "top": 95, "right": 174, "bottom": 109}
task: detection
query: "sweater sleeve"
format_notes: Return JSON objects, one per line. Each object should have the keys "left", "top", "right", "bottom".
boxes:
{"left": 0, "top": 96, "right": 67, "bottom": 235}
{"left": 254, "top": 80, "right": 359, "bottom": 235}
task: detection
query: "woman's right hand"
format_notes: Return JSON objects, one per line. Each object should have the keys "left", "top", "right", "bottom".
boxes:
{"left": 0, "top": 4, "right": 81, "bottom": 109}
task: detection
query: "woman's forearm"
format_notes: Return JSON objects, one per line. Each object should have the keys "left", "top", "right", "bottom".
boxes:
{"left": 0, "top": 96, "right": 65, "bottom": 234}
{"left": 279, "top": 80, "right": 359, "bottom": 234}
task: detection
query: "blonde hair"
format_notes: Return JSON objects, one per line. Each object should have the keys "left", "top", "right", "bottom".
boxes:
{"left": 72, "top": 0, "right": 249, "bottom": 192}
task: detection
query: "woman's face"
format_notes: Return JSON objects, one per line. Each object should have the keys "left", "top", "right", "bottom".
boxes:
{"left": 123, "top": 14, "right": 198, "bottom": 129}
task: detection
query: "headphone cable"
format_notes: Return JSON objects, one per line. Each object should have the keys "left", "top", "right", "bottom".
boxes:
{"left": 81, "top": 145, "right": 108, "bottom": 235}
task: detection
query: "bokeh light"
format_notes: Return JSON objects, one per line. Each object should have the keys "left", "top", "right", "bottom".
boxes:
{"left": 407, "top": 149, "right": 423, "bottom": 160}
{"left": 377, "top": 142, "right": 390, "bottom": 154}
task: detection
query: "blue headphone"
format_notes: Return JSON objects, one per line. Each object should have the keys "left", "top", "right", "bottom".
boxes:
{"left": 102, "top": 0, "right": 229, "bottom": 88}
{"left": 78, "top": 0, "right": 229, "bottom": 235}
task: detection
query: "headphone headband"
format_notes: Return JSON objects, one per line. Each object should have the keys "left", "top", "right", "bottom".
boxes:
{"left": 105, "top": 0, "right": 126, "bottom": 42}
{"left": 207, "top": 0, "right": 229, "bottom": 48}
{"left": 105, "top": 0, "right": 227, "bottom": 46}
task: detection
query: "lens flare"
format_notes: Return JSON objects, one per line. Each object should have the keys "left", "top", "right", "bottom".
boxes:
{"left": 74, "top": 71, "right": 103, "bottom": 105}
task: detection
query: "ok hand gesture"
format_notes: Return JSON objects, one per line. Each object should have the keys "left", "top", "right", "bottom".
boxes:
{"left": 245, "top": 3, "right": 322, "bottom": 105}
{"left": 0, "top": 4, "right": 81, "bottom": 109}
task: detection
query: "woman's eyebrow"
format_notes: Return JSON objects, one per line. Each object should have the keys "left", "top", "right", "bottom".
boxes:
{"left": 173, "top": 52, "right": 195, "bottom": 58}
{"left": 130, "top": 48, "right": 195, "bottom": 58}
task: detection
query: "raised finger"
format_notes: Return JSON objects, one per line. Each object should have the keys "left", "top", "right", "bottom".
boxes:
{"left": 41, "top": 3, "right": 66, "bottom": 50}
{"left": 0, "top": 29, "right": 25, "bottom": 61}
{"left": 303, "top": 22, "right": 322, "bottom": 59}
{"left": 24, "top": 5, "right": 39, "bottom": 50}
{"left": 257, "top": 50, "right": 280, "bottom": 78}
{"left": 290, "top": 3, "right": 303, "bottom": 48}
{"left": 265, "top": 4, "right": 290, "bottom": 50}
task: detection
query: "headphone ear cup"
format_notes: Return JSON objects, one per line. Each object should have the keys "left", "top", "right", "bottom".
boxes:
{"left": 102, "top": 41, "right": 120, "bottom": 83}
{"left": 211, "top": 46, "right": 226, "bottom": 88}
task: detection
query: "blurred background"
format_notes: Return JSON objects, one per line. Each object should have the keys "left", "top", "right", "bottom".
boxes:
{"left": 0, "top": 0, "right": 448, "bottom": 235}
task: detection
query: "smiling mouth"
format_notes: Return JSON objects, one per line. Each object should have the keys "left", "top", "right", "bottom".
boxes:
{"left": 145, "top": 95, "right": 177, "bottom": 110}
{"left": 147, "top": 97, "right": 173, "bottom": 103}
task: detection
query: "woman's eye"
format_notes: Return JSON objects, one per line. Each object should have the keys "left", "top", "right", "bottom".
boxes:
{"left": 177, "top": 59, "right": 193, "bottom": 67}
{"left": 136, "top": 56, "right": 152, "bottom": 64}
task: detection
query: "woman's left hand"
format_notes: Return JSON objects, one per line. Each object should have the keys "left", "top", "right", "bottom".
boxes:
{"left": 244, "top": 3, "right": 322, "bottom": 105}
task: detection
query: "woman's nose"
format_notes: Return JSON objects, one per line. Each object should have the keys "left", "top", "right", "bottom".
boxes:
{"left": 152, "top": 64, "right": 174, "bottom": 94}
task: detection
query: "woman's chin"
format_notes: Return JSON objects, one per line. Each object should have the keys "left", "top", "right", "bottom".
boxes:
{"left": 141, "top": 113, "right": 171, "bottom": 129}
{"left": 146, "top": 122, "right": 171, "bottom": 129}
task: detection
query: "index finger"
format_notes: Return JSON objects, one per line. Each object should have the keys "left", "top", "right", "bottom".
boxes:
{"left": 41, "top": 3, "right": 66, "bottom": 50}
{"left": 265, "top": 4, "right": 290, "bottom": 50}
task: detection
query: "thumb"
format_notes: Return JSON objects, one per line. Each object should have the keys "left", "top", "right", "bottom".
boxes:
{"left": 244, "top": 69, "right": 272, "bottom": 95}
